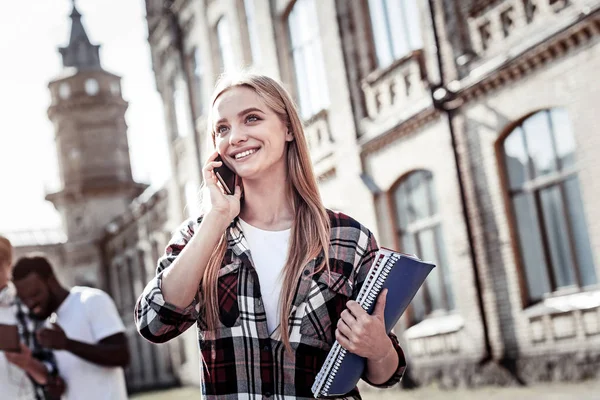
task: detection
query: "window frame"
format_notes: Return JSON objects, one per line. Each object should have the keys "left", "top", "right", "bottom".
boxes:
{"left": 188, "top": 46, "right": 205, "bottom": 117}
{"left": 172, "top": 74, "right": 193, "bottom": 138}
{"left": 496, "top": 108, "right": 597, "bottom": 307}
{"left": 284, "top": 0, "right": 330, "bottom": 120}
{"left": 388, "top": 169, "right": 454, "bottom": 324}
{"left": 238, "top": 0, "right": 262, "bottom": 65}
{"left": 366, "top": 0, "right": 424, "bottom": 70}
{"left": 215, "top": 16, "right": 236, "bottom": 73}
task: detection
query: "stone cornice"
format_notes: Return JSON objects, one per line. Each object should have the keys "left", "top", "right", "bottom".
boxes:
{"left": 469, "top": 0, "right": 504, "bottom": 17}
{"left": 359, "top": 106, "right": 440, "bottom": 155}
{"left": 47, "top": 96, "right": 128, "bottom": 118}
{"left": 460, "top": 10, "right": 600, "bottom": 104}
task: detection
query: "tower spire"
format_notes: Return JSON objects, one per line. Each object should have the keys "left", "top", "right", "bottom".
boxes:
{"left": 58, "top": 0, "right": 102, "bottom": 70}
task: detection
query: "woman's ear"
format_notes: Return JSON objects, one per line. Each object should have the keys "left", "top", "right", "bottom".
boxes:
{"left": 285, "top": 130, "right": 294, "bottom": 142}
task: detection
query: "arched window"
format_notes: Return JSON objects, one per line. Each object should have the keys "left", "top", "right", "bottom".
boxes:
{"left": 392, "top": 170, "right": 454, "bottom": 322}
{"left": 501, "top": 108, "right": 596, "bottom": 303}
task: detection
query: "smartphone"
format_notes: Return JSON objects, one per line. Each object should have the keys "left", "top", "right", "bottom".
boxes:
{"left": 0, "top": 324, "right": 20, "bottom": 353}
{"left": 214, "top": 155, "right": 237, "bottom": 195}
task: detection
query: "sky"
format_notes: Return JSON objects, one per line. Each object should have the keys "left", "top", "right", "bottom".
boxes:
{"left": 0, "top": 0, "right": 170, "bottom": 232}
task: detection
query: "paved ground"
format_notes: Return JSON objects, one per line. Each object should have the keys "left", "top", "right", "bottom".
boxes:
{"left": 130, "top": 380, "right": 600, "bottom": 399}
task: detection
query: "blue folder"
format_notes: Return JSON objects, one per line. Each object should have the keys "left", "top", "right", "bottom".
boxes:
{"left": 312, "top": 249, "right": 435, "bottom": 398}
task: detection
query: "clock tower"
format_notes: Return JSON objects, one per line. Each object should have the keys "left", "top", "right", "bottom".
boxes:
{"left": 46, "top": 1, "right": 147, "bottom": 285}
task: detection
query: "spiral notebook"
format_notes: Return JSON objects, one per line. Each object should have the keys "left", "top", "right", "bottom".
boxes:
{"left": 311, "top": 247, "right": 435, "bottom": 398}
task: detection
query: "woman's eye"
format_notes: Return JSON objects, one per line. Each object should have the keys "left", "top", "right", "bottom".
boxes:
{"left": 216, "top": 126, "right": 229, "bottom": 135}
{"left": 246, "top": 114, "right": 260, "bottom": 123}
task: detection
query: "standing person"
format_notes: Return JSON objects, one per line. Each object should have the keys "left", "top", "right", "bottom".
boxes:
{"left": 12, "top": 255, "right": 130, "bottom": 400}
{"left": 0, "top": 235, "right": 62, "bottom": 400}
{"left": 135, "top": 73, "right": 407, "bottom": 399}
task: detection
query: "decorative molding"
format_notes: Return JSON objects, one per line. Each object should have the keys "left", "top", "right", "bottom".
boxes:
{"left": 460, "top": 11, "right": 600, "bottom": 104}
{"left": 470, "top": 0, "right": 505, "bottom": 17}
{"left": 359, "top": 106, "right": 440, "bottom": 155}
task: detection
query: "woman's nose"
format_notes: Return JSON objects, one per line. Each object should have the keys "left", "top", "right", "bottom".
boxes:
{"left": 228, "top": 125, "right": 248, "bottom": 145}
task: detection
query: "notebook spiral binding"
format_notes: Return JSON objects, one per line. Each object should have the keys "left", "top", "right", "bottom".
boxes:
{"left": 313, "top": 252, "right": 399, "bottom": 396}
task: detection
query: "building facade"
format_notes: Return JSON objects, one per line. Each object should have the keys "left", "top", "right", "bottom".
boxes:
{"left": 4, "top": 0, "right": 600, "bottom": 394}
{"left": 144, "top": 0, "right": 600, "bottom": 387}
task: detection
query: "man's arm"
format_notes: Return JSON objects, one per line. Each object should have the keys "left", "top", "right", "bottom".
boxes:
{"left": 37, "top": 325, "right": 130, "bottom": 368}
{"left": 65, "top": 332, "right": 130, "bottom": 368}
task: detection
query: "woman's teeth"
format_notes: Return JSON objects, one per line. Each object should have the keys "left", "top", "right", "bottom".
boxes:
{"left": 235, "top": 149, "right": 257, "bottom": 159}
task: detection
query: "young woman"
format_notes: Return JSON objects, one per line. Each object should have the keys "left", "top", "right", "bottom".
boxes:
{"left": 135, "top": 73, "right": 406, "bottom": 399}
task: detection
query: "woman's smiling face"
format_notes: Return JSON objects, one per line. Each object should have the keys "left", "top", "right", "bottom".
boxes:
{"left": 212, "top": 86, "right": 294, "bottom": 180}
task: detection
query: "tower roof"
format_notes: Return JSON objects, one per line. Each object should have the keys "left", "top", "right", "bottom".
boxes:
{"left": 58, "top": 0, "right": 102, "bottom": 70}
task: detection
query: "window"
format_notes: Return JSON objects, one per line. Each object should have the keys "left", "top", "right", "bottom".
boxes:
{"left": 243, "top": 0, "right": 262, "bottom": 64}
{"left": 216, "top": 17, "right": 236, "bottom": 72}
{"left": 110, "top": 81, "right": 121, "bottom": 96}
{"left": 393, "top": 170, "right": 454, "bottom": 323}
{"left": 59, "top": 82, "right": 71, "bottom": 99}
{"left": 502, "top": 109, "right": 596, "bottom": 303}
{"left": 191, "top": 47, "right": 204, "bottom": 115}
{"left": 173, "top": 76, "right": 192, "bottom": 138}
{"left": 368, "top": 0, "right": 423, "bottom": 68}
{"left": 85, "top": 79, "right": 99, "bottom": 96}
{"left": 288, "top": 0, "right": 330, "bottom": 119}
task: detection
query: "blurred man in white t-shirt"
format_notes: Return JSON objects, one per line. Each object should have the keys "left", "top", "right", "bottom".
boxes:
{"left": 12, "top": 255, "right": 130, "bottom": 400}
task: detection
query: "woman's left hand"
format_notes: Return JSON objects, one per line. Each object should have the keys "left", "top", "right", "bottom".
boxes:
{"left": 335, "top": 289, "right": 392, "bottom": 362}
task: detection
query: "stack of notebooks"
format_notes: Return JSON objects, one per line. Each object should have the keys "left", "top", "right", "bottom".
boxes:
{"left": 311, "top": 247, "right": 435, "bottom": 398}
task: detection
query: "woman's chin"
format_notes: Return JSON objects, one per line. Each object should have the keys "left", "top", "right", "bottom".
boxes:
{"left": 235, "top": 167, "right": 257, "bottom": 180}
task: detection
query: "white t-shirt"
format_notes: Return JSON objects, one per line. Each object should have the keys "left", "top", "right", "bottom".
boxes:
{"left": 0, "top": 285, "right": 36, "bottom": 400}
{"left": 239, "top": 219, "right": 291, "bottom": 334}
{"left": 53, "top": 286, "right": 128, "bottom": 400}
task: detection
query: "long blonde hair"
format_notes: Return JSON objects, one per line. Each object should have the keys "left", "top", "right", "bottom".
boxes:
{"left": 201, "top": 73, "right": 330, "bottom": 351}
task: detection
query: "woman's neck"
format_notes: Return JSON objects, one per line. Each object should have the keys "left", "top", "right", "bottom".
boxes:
{"left": 239, "top": 167, "right": 294, "bottom": 231}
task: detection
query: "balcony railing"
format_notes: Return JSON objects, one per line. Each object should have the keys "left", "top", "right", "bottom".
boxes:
{"left": 360, "top": 50, "right": 430, "bottom": 138}
{"left": 469, "top": 0, "right": 577, "bottom": 56}
{"left": 303, "top": 110, "right": 335, "bottom": 178}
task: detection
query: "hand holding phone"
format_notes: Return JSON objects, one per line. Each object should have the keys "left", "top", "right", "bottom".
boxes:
{"left": 214, "top": 155, "right": 237, "bottom": 195}
{"left": 203, "top": 152, "right": 242, "bottom": 222}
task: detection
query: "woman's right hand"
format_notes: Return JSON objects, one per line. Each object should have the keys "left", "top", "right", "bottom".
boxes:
{"left": 203, "top": 150, "right": 242, "bottom": 223}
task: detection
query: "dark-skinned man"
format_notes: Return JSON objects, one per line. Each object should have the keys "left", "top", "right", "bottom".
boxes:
{"left": 12, "top": 255, "right": 130, "bottom": 400}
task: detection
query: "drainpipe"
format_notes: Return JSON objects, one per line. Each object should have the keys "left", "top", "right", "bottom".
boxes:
{"left": 426, "top": 0, "right": 494, "bottom": 366}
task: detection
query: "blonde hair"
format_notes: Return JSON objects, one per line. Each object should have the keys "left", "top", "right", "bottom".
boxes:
{"left": 0, "top": 235, "right": 13, "bottom": 268}
{"left": 202, "top": 72, "right": 331, "bottom": 351}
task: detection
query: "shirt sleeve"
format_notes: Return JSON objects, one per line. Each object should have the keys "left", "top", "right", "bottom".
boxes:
{"left": 83, "top": 289, "right": 126, "bottom": 342}
{"left": 134, "top": 218, "right": 201, "bottom": 344}
{"left": 353, "top": 229, "right": 408, "bottom": 388}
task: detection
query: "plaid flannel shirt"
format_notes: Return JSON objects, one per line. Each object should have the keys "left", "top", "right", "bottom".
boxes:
{"left": 135, "top": 210, "right": 406, "bottom": 399}
{"left": 13, "top": 297, "right": 60, "bottom": 400}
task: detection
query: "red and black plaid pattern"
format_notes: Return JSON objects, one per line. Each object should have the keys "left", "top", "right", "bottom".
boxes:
{"left": 135, "top": 210, "right": 406, "bottom": 399}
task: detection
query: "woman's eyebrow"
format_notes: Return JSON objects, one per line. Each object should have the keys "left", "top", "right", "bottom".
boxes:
{"left": 215, "top": 107, "right": 265, "bottom": 126}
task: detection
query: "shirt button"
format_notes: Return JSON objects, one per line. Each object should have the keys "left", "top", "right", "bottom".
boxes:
{"left": 263, "top": 345, "right": 270, "bottom": 352}
{"left": 303, "top": 269, "right": 310, "bottom": 276}
{"left": 264, "top": 392, "right": 272, "bottom": 398}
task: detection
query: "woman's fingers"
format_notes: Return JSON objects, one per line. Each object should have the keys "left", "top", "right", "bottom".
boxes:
{"left": 339, "top": 308, "right": 357, "bottom": 327}
{"left": 208, "top": 149, "right": 220, "bottom": 162}
{"left": 233, "top": 185, "right": 242, "bottom": 200}
{"left": 336, "top": 318, "right": 354, "bottom": 340}
{"left": 202, "top": 161, "right": 223, "bottom": 183}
